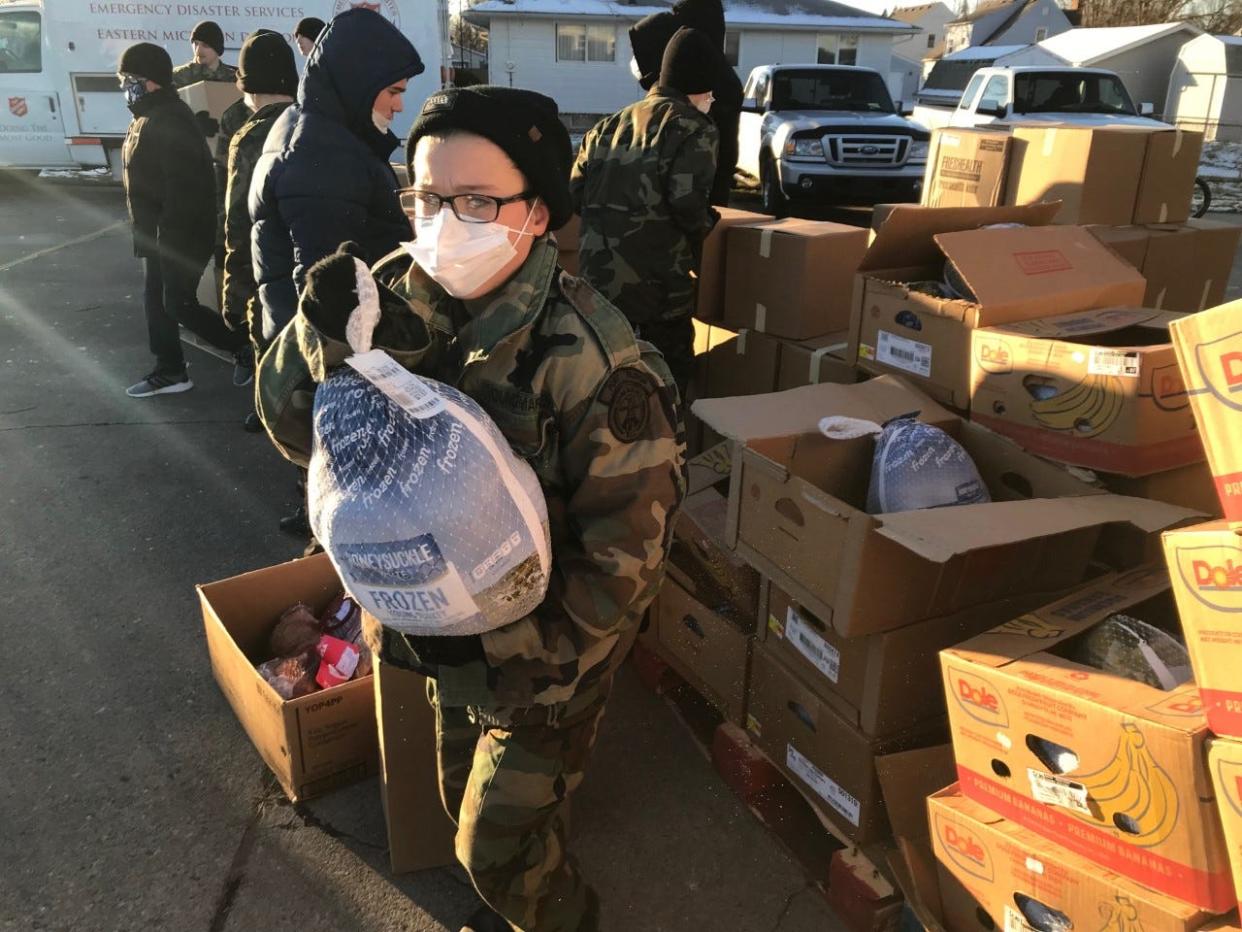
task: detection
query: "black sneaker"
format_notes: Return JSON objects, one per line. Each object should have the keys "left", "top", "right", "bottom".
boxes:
{"left": 243, "top": 412, "right": 263, "bottom": 433}
{"left": 233, "top": 350, "right": 255, "bottom": 388}
{"left": 127, "top": 370, "right": 193, "bottom": 398}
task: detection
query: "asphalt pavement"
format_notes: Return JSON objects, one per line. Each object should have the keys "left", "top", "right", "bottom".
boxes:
{"left": 0, "top": 171, "right": 840, "bottom": 932}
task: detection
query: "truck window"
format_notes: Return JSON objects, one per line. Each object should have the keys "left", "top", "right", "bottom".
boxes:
{"left": 977, "top": 76, "right": 1008, "bottom": 112}
{"left": 754, "top": 72, "right": 770, "bottom": 107}
{"left": 770, "top": 69, "right": 894, "bottom": 113}
{"left": 958, "top": 74, "right": 985, "bottom": 110}
{"left": 0, "top": 11, "right": 41, "bottom": 74}
{"left": 1013, "top": 72, "right": 1137, "bottom": 116}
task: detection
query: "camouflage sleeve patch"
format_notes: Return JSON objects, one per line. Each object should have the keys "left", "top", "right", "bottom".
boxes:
{"left": 598, "top": 367, "right": 658, "bottom": 443}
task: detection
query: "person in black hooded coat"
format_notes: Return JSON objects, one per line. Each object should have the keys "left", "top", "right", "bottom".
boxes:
{"left": 249, "top": 8, "right": 423, "bottom": 343}
{"left": 628, "top": 0, "right": 743, "bottom": 205}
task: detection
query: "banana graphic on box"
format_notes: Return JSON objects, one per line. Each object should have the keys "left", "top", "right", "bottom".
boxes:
{"left": 1097, "top": 896, "right": 1143, "bottom": 932}
{"left": 1029, "top": 373, "right": 1126, "bottom": 438}
{"left": 1073, "top": 722, "right": 1179, "bottom": 848}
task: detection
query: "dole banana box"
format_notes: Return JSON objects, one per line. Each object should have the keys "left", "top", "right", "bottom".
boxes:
{"left": 1169, "top": 301, "right": 1242, "bottom": 529}
{"left": 939, "top": 567, "right": 1233, "bottom": 911}
{"left": 970, "top": 308, "right": 1201, "bottom": 477}
{"left": 1163, "top": 520, "right": 1242, "bottom": 739}
{"left": 1209, "top": 738, "right": 1242, "bottom": 915}
{"left": 930, "top": 787, "right": 1212, "bottom": 932}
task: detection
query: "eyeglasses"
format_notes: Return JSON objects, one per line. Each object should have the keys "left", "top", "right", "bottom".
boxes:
{"left": 398, "top": 189, "right": 534, "bottom": 224}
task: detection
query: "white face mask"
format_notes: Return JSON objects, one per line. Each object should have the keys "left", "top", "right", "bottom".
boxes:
{"left": 629, "top": 56, "right": 643, "bottom": 82}
{"left": 404, "top": 200, "right": 539, "bottom": 298}
{"left": 243, "top": 92, "right": 259, "bottom": 112}
{"left": 372, "top": 109, "right": 392, "bottom": 133}
{"left": 694, "top": 94, "right": 715, "bottom": 115}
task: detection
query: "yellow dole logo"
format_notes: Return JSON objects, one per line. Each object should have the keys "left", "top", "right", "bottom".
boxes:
{"left": 1189, "top": 328, "right": 1242, "bottom": 412}
{"left": 976, "top": 337, "right": 1014, "bottom": 374}
{"left": 948, "top": 665, "right": 1009, "bottom": 727}
{"left": 1149, "top": 362, "right": 1189, "bottom": 412}
{"left": 1172, "top": 543, "right": 1242, "bottom": 612}
{"left": 934, "top": 813, "right": 994, "bottom": 882}
{"left": 1074, "top": 722, "right": 1180, "bottom": 848}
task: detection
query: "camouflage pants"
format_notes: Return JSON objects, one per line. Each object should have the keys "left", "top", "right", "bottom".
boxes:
{"left": 429, "top": 677, "right": 613, "bottom": 931}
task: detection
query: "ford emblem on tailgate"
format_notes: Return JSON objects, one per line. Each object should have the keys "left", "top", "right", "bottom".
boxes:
{"left": 861, "top": 145, "right": 879, "bottom": 155}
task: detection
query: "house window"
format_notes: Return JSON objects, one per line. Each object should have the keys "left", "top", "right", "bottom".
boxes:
{"left": 556, "top": 23, "right": 615, "bottom": 62}
{"left": 1034, "top": 26, "right": 1048, "bottom": 41}
{"left": 927, "top": 32, "right": 936, "bottom": 48}
{"left": 816, "top": 33, "right": 859, "bottom": 66}
{"left": 724, "top": 30, "right": 740, "bottom": 67}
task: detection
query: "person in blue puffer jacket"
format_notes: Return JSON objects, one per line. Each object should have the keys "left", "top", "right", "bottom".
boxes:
{"left": 249, "top": 8, "right": 423, "bottom": 345}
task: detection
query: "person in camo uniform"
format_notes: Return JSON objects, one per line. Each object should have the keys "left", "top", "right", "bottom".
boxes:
{"left": 256, "top": 86, "right": 685, "bottom": 932}
{"left": 172, "top": 21, "right": 238, "bottom": 88}
{"left": 570, "top": 26, "right": 721, "bottom": 399}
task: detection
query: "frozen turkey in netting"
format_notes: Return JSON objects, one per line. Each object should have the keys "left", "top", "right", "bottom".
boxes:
{"left": 309, "top": 361, "right": 551, "bottom": 637}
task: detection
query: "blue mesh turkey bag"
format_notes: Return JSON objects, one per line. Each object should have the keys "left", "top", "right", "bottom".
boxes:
{"left": 308, "top": 357, "right": 551, "bottom": 637}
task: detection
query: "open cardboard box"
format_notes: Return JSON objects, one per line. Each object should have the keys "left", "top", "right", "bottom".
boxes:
{"left": 940, "top": 566, "right": 1233, "bottom": 911}
{"left": 970, "top": 307, "right": 1201, "bottom": 476}
{"left": 1210, "top": 738, "right": 1242, "bottom": 917}
{"left": 1103, "top": 460, "right": 1223, "bottom": 517}
{"left": 922, "top": 127, "right": 1011, "bottom": 209}
{"left": 694, "top": 375, "right": 1200, "bottom": 638}
{"left": 197, "top": 553, "right": 378, "bottom": 803}
{"left": 1091, "top": 220, "right": 1242, "bottom": 314}
{"left": 930, "top": 786, "right": 1213, "bottom": 932}
{"left": 671, "top": 487, "right": 759, "bottom": 623}
{"left": 848, "top": 202, "right": 1145, "bottom": 410}
{"left": 1169, "top": 301, "right": 1242, "bottom": 529}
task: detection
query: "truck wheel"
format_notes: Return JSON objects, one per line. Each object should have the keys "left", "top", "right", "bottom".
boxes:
{"left": 1192, "top": 176, "right": 1211, "bottom": 218}
{"left": 760, "top": 159, "right": 788, "bottom": 217}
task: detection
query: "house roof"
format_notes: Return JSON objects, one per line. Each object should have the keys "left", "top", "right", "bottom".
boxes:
{"left": 951, "top": 0, "right": 1019, "bottom": 25}
{"left": 1030, "top": 22, "right": 1202, "bottom": 64}
{"left": 466, "top": 0, "right": 916, "bottom": 32}
{"left": 940, "top": 42, "right": 1028, "bottom": 61}
{"left": 889, "top": 2, "right": 951, "bottom": 24}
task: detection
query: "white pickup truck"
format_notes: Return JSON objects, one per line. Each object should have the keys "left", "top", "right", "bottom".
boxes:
{"left": 912, "top": 65, "right": 1169, "bottom": 132}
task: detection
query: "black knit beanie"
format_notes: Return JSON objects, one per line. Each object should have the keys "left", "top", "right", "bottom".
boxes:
{"left": 407, "top": 86, "right": 574, "bottom": 231}
{"left": 673, "top": 0, "right": 727, "bottom": 47}
{"left": 660, "top": 27, "right": 719, "bottom": 96}
{"left": 295, "top": 17, "right": 326, "bottom": 42}
{"left": 238, "top": 30, "right": 298, "bottom": 96}
{"left": 191, "top": 20, "right": 225, "bottom": 56}
{"left": 118, "top": 42, "right": 173, "bottom": 88}
{"left": 629, "top": 12, "right": 680, "bottom": 91}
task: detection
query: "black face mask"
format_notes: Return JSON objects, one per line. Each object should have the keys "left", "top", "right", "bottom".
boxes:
{"left": 121, "top": 76, "right": 151, "bottom": 106}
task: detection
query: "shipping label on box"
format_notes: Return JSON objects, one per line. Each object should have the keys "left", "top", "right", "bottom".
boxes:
{"left": 930, "top": 788, "right": 1211, "bottom": 932}
{"left": 1163, "top": 520, "right": 1242, "bottom": 739}
{"left": 922, "top": 128, "right": 1011, "bottom": 209}
{"left": 940, "top": 568, "right": 1234, "bottom": 910}
{"left": 1170, "top": 300, "right": 1242, "bottom": 527}
{"left": 970, "top": 308, "right": 1202, "bottom": 476}
{"left": 1209, "top": 738, "right": 1242, "bottom": 916}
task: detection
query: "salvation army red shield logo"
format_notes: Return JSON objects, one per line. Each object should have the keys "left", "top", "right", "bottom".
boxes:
{"left": 332, "top": 0, "right": 400, "bottom": 27}
{"left": 8, "top": 97, "right": 27, "bottom": 118}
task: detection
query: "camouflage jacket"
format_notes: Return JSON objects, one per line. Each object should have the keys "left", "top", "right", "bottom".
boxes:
{"left": 569, "top": 86, "right": 719, "bottom": 327}
{"left": 256, "top": 237, "right": 687, "bottom": 708}
{"left": 222, "top": 100, "right": 294, "bottom": 336}
{"left": 172, "top": 60, "right": 239, "bottom": 88}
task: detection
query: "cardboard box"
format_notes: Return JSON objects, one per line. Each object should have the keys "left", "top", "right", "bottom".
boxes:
{"left": 197, "top": 554, "right": 378, "bottom": 802}
{"left": 685, "top": 441, "right": 732, "bottom": 497}
{"left": 1006, "top": 125, "right": 1203, "bottom": 225}
{"left": 671, "top": 487, "right": 759, "bottom": 622}
{"left": 1169, "top": 301, "right": 1242, "bottom": 527}
{"left": 701, "top": 329, "right": 782, "bottom": 399}
{"left": 696, "top": 207, "right": 772, "bottom": 323}
{"left": 1102, "top": 460, "right": 1223, "bottom": 517}
{"left": 745, "top": 643, "right": 945, "bottom": 844}
{"left": 762, "top": 581, "right": 1073, "bottom": 737}
{"left": 1209, "top": 738, "right": 1242, "bottom": 916}
{"left": 723, "top": 219, "right": 868, "bottom": 340}
{"left": 555, "top": 214, "right": 580, "bottom": 276}
{"left": 1091, "top": 221, "right": 1242, "bottom": 314}
{"left": 652, "top": 568, "right": 751, "bottom": 725}
{"left": 373, "top": 662, "right": 458, "bottom": 874}
{"left": 850, "top": 203, "right": 1144, "bottom": 410}
{"left": 1163, "top": 520, "right": 1242, "bottom": 739}
{"left": 970, "top": 308, "right": 1201, "bottom": 476}
{"left": 922, "top": 128, "right": 1011, "bottom": 209}
{"left": 694, "top": 375, "right": 1198, "bottom": 638}
{"left": 941, "top": 568, "right": 1233, "bottom": 910}
{"left": 177, "top": 80, "right": 242, "bottom": 154}
{"left": 930, "top": 787, "right": 1212, "bottom": 932}
{"left": 775, "top": 332, "right": 859, "bottom": 392}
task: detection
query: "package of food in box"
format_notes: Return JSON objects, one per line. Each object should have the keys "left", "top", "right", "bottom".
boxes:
{"left": 177, "top": 80, "right": 242, "bottom": 153}
{"left": 694, "top": 375, "right": 1199, "bottom": 638}
{"left": 970, "top": 308, "right": 1201, "bottom": 476}
{"left": 1102, "top": 460, "right": 1223, "bottom": 517}
{"left": 672, "top": 487, "right": 759, "bottom": 621}
{"left": 921, "top": 128, "right": 1011, "bottom": 209}
{"left": 197, "top": 553, "right": 378, "bottom": 802}
{"left": 1163, "top": 520, "right": 1242, "bottom": 739}
{"left": 652, "top": 566, "right": 752, "bottom": 725}
{"left": 1091, "top": 221, "right": 1242, "bottom": 314}
{"left": 775, "top": 332, "right": 859, "bottom": 392}
{"left": 1169, "top": 300, "right": 1242, "bottom": 528}
{"left": 696, "top": 207, "right": 773, "bottom": 323}
{"left": 940, "top": 567, "right": 1233, "bottom": 911}
{"left": 745, "top": 643, "right": 946, "bottom": 844}
{"left": 762, "top": 580, "right": 1076, "bottom": 737}
{"left": 930, "top": 787, "right": 1213, "bottom": 932}
{"left": 555, "top": 214, "right": 580, "bottom": 276}
{"left": 373, "top": 661, "right": 458, "bottom": 873}
{"left": 1006, "top": 125, "right": 1203, "bottom": 225}
{"left": 723, "top": 219, "right": 868, "bottom": 339}
{"left": 849, "top": 203, "right": 1144, "bottom": 410}
{"left": 1209, "top": 738, "right": 1242, "bottom": 916}
{"left": 701, "top": 329, "right": 782, "bottom": 399}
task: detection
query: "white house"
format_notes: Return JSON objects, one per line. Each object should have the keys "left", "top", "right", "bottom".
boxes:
{"left": 889, "top": 2, "right": 955, "bottom": 102}
{"left": 998, "top": 22, "right": 1202, "bottom": 116}
{"left": 466, "top": 0, "right": 917, "bottom": 124}
{"left": 942, "top": 0, "right": 1071, "bottom": 56}
{"left": 1166, "top": 33, "right": 1242, "bottom": 140}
